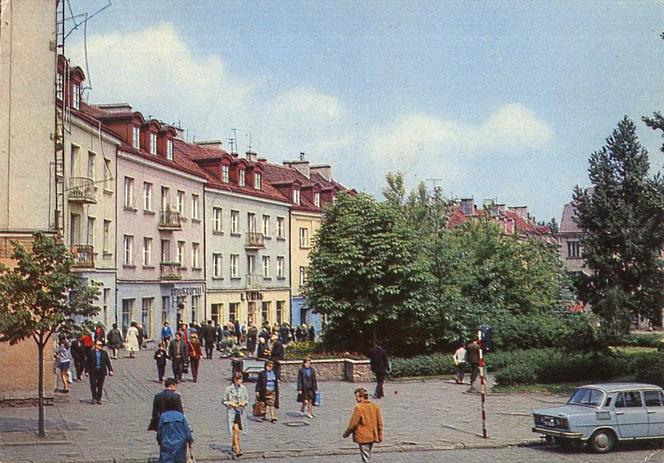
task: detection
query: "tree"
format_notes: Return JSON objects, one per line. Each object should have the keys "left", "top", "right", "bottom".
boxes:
{"left": 0, "top": 233, "right": 100, "bottom": 436}
{"left": 304, "top": 192, "right": 428, "bottom": 353}
{"left": 573, "top": 117, "right": 664, "bottom": 336}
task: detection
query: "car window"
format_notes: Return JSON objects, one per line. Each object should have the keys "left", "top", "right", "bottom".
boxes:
{"left": 645, "top": 390, "right": 664, "bottom": 407}
{"left": 615, "top": 391, "right": 643, "bottom": 408}
{"left": 568, "top": 388, "right": 604, "bottom": 406}
{"left": 604, "top": 396, "right": 613, "bottom": 407}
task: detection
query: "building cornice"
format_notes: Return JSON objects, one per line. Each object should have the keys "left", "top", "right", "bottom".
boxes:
{"left": 291, "top": 210, "right": 322, "bottom": 219}
{"left": 205, "top": 187, "right": 291, "bottom": 208}
{"left": 118, "top": 150, "right": 208, "bottom": 184}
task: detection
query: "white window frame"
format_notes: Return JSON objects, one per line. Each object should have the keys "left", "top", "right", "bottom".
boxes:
{"left": 212, "top": 207, "right": 223, "bottom": 232}
{"left": 161, "top": 239, "right": 170, "bottom": 263}
{"left": 143, "top": 182, "right": 153, "bottom": 212}
{"left": 87, "top": 151, "right": 96, "bottom": 180}
{"left": 299, "top": 266, "right": 306, "bottom": 286}
{"left": 167, "top": 139, "right": 173, "bottom": 160}
{"left": 192, "top": 243, "right": 200, "bottom": 268}
{"left": 177, "top": 190, "right": 185, "bottom": 215}
{"left": 231, "top": 210, "right": 240, "bottom": 234}
{"left": 314, "top": 192, "right": 321, "bottom": 207}
{"left": 143, "top": 237, "right": 152, "bottom": 266}
{"left": 293, "top": 189, "right": 301, "bottom": 205}
{"left": 177, "top": 241, "right": 185, "bottom": 267}
{"left": 299, "top": 227, "right": 309, "bottom": 248}
{"left": 132, "top": 127, "right": 141, "bottom": 150}
{"left": 191, "top": 194, "right": 199, "bottom": 219}
{"left": 124, "top": 177, "right": 134, "bottom": 208}
{"left": 72, "top": 82, "right": 80, "bottom": 110}
{"left": 103, "top": 220, "right": 111, "bottom": 253}
{"left": 262, "top": 215, "right": 270, "bottom": 236}
{"left": 123, "top": 235, "right": 134, "bottom": 266}
{"left": 86, "top": 217, "right": 95, "bottom": 246}
{"left": 277, "top": 217, "right": 285, "bottom": 238}
{"left": 277, "top": 256, "right": 285, "bottom": 278}
{"left": 239, "top": 169, "right": 245, "bottom": 187}
{"left": 262, "top": 256, "right": 270, "bottom": 278}
{"left": 150, "top": 132, "right": 158, "bottom": 155}
{"left": 230, "top": 254, "right": 239, "bottom": 278}
{"left": 213, "top": 253, "right": 222, "bottom": 278}
{"left": 255, "top": 172, "right": 262, "bottom": 190}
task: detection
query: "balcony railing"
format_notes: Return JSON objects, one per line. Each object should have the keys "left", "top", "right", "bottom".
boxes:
{"left": 245, "top": 232, "right": 265, "bottom": 249}
{"left": 246, "top": 274, "right": 261, "bottom": 289}
{"left": 68, "top": 177, "right": 97, "bottom": 204}
{"left": 70, "top": 244, "right": 95, "bottom": 268}
{"left": 160, "top": 262, "right": 182, "bottom": 280}
{"left": 159, "top": 210, "right": 182, "bottom": 231}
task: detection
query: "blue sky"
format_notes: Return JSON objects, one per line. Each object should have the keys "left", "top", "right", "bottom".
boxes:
{"left": 67, "top": 1, "right": 664, "bottom": 222}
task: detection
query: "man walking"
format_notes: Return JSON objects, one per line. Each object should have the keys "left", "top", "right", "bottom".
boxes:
{"left": 202, "top": 320, "right": 217, "bottom": 359}
{"left": 343, "top": 387, "right": 384, "bottom": 463}
{"left": 465, "top": 338, "right": 481, "bottom": 393}
{"left": 368, "top": 341, "right": 390, "bottom": 399}
{"left": 85, "top": 340, "right": 114, "bottom": 404}
{"left": 169, "top": 332, "right": 188, "bottom": 383}
{"left": 148, "top": 378, "right": 184, "bottom": 431}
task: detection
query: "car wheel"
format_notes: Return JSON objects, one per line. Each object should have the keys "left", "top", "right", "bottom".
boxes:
{"left": 589, "top": 429, "right": 616, "bottom": 453}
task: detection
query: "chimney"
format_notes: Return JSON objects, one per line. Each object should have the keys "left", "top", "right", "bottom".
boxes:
{"left": 246, "top": 150, "right": 257, "bottom": 162}
{"left": 310, "top": 164, "right": 332, "bottom": 181}
{"left": 258, "top": 158, "right": 267, "bottom": 163}
{"left": 509, "top": 206, "right": 529, "bottom": 220}
{"left": 95, "top": 103, "right": 133, "bottom": 113}
{"left": 194, "top": 139, "right": 224, "bottom": 151}
{"left": 496, "top": 203, "right": 506, "bottom": 215}
{"left": 284, "top": 160, "right": 310, "bottom": 179}
{"left": 460, "top": 198, "right": 474, "bottom": 216}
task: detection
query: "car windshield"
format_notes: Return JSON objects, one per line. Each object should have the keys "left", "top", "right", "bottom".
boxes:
{"left": 568, "top": 388, "right": 604, "bottom": 407}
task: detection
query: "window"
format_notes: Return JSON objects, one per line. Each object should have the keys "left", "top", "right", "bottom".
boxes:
{"left": 615, "top": 391, "right": 643, "bottom": 408}
{"left": 132, "top": 127, "right": 141, "bottom": 150}
{"left": 261, "top": 301, "right": 270, "bottom": 325}
{"left": 211, "top": 303, "right": 222, "bottom": 325}
{"left": 229, "top": 303, "right": 239, "bottom": 322}
{"left": 255, "top": 172, "right": 262, "bottom": 190}
{"left": 161, "top": 186, "right": 170, "bottom": 211}
{"left": 191, "top": 296, "right": 200, "bottom": 323}
{"left": 123, "top": 235, "right": 134, "bottom": 265}
{"left": 103, "top": 159, "right": 112, "bottom": 187}
{"left": 314, "top": 192, "right": 320, "bottom": 207}
{"left": 239, "top": 169, "right": 246, "bottom": 186}
{"left": 230, "top": 254, "right": 239, "bottom": 278}
{"left": 177, "top": 241, "right": 185, "bottom": 267}
{"left": 142, "top": 298, "right": 153, "bottom": 338}
{"left": 645, "top": 390, "right": 664, "bottom": 407}
{"left": 70, "top": 144, "right": 79, "bottom": 176}
{"left": 277, "top": 217, "right": 285, "bottom": 238}
{"left": 56, "top": 73, "right": 64, "bottom": 101}
{"left": 231, "top": 210, "right": 240, "bottom": 234}
{"left": 124, "top": 177, "right": 134, "bottom": 208}
{"left": 167, "top": 139, "right": 173, "bottom": 161}
{"left": 299, "top": 266, "right": 307, "bottom": 287}
{"left": 143, "top": 182, "right": 153, "bottom": 211}
{"left": 162, "top": 296, "right": 170, "bottom": 327}
{"left": 87, "top": 152, "right": 96, "bottom": 180}
{"left": 277, "top": 256, "right": 285, "bottom": 278}
{"left": 212, "top": 207, "right": 223, "bottom": 232}
{"left": 247, "top": 255, "right": 255, "bottom": 276}
{"left": 103, "top": 288, "right": 111, "bottom": 327}
{"left": 192, "top": 243, "right": 200, "bottom": 268}
{"left": 222, "top": 164, "right": 230, "bottom": 183}
{"left": 121, "top": 299, "right": 134, "bottom": 334}
{"left": 72, "top": 82, "right": 80, "bottom": 110}
{"left": 299, "top": 227, "right": 309, "bottom": 248}
{"left": 212, "top": 253, "right": 222, "bottom": 278}
{"left": 276, "top": 301, "right": 284, "bottom": 324}
{"left": 247, "top": 212, "right": 256, "bottom": 233}
{"left": 177, "top": 191, "right": 185, "bottom": 215}
{"left": 262, "top": 256, "right": 270, "bottom": 278}
{"left": 143, "top": 238, "right": 152, "bottom": 266}
{"left": 161, "top": 239, "right": 170, "bottom": 262}
{"left": 103, "top": 220, "right": 111, "bottom": 253}
{"left": 150, "top": 133, "right": 158, "bottom": 155}
{"left": 191, "top": 194, "right": 199, "bottom": 220}
{"left": 86, "top": 217, "right": 95, "bottom": 246}
{"left": 262, "top": 215, "right": 270, "bottom": 236}
{"left": 293, "top": 189, "right": 300, "bottom": 205}
{"left": 568, "top": 241, "right": 581, "bottom": 258}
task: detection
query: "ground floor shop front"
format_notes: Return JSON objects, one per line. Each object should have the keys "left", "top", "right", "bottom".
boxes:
{"left": 207, "top": 288, "right": 290, "bottom": 328}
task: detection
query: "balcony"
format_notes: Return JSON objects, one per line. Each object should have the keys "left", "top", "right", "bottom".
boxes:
{"left": 159, "top": 210, "right": 182, "bottom": 231}
{"left": 245, "top": 232, "right": 265, "bottom": 250}
{"left": 70, "top": 244, "right": 95, "bottom": 268}
{"left": 160, "top": 262, "right": 182, "bottom": 280}
{"left": 246, "top": 274, "right": 261, "bottom": 289}
{"left": 68, "top": 177, "right": 97, "bottom": 204}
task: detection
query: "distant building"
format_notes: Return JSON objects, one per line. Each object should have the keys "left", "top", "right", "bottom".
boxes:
{"left": 558, "top": 201, "right": 588, "bottom": 277}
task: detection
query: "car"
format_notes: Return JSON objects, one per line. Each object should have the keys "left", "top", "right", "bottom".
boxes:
{"left": 532, "top": 383, "right": 664, "bottom": 453}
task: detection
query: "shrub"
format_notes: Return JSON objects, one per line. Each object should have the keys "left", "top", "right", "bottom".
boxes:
{"left": 389, "top": 354, "right": 456, "bottom": 378}
{"left": 633, "top": 351, "right": 664, "bottom": 386}
{"left": 617, "top": 332, "right": 663, "bottom": 348}
{"left": 283, "top": 341, "right": 366, "bottom": 360}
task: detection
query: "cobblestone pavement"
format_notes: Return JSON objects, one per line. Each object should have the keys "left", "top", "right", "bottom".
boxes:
{"left": 0, "top": 347, "right": 624, "bottom": 462}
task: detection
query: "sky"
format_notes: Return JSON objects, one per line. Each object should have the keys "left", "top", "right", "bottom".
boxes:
{"left": 66, "top": 0, "right": 664, "bottom": 222}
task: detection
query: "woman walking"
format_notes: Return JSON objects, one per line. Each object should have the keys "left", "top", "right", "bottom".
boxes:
{"left": 297, "top": 357, "right": 318, "bottom": 418}
{"left": 55, "top": 337, "right": 72, "bottom": 393}
{"left": 223, "top": 372, "right": 249, "bottom": 457}
{"left": 106, "top": 323, "right": 123, "bottom": 360}
{"left": 125, "top": 321, "right": 140, "bottom": 359}
{"left": 187, "top": 334, "right": 203, "bottom": 383}
{"left": 256, "top": 360, "right": 279, "bottom": 423}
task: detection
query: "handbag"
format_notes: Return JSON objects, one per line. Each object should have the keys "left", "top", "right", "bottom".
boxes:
{"left": 252, "top": 401, "right": 266, "bottom": 417}
{"left": 183, "top": 362, "right": 189, "bottom": 374}
{"left": 314, "top": 390, "right": 322, "bottom": 407}
{"left": 187, "top": 447, "right": 196, "bottom": 463}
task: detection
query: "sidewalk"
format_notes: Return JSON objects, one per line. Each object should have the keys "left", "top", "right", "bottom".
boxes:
{"left": 0, "top": 348, "right": 559, "bottom": 462}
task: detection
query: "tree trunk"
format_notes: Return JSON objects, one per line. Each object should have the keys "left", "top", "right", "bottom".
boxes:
{"left": 37, "top": 340, "right": 45, "bottom": 437}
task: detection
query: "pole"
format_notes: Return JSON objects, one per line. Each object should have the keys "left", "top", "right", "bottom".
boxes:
{"left": 478, "top": 327, "right": 488, "bottom": 438}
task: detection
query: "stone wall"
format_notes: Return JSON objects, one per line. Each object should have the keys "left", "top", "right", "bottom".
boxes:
{"left": 278, "top": 358, "right": 372, "bottom": 383}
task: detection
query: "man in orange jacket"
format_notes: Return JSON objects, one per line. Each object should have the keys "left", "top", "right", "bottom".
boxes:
{"left": 342, "top": 387, "right": 384, "bottom": 462}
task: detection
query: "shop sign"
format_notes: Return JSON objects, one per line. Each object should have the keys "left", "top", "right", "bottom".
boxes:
{"left": 171, "top": 286, "right": 202, "bottom": 297}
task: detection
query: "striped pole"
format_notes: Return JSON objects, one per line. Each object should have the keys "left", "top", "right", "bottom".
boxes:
{"left": 478, "top": 328, "right": 488, "bottom": 439}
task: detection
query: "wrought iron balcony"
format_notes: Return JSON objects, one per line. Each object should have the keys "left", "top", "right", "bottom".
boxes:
{"left": 159, "top": 210, "right": 182, "bottom": 231}
{"left": 68, "top": 177, "right": 97, "bottom": 204}
{"left": 160, "top": 262, "right": 182, "bottom": 280}
{"left": 245, "top": 232, "right": 265, "bottom": 249}
{"left": 246, "top": 274, "right": 261, "bottom": 289}
{"left": 70, "top": 244, "right": 94, "bottom": 268}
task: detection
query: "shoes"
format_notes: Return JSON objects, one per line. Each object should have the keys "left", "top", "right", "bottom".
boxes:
{"left": 271, "top": 419, "right": 277, "bottom": 423}
{"left": 96, "top": 399, "right": 102, "bottom": 404}
{"left": 90, "top": 399, "right": 96, "bottom": 405}
{"left": 306, "top": 414, "right": 313, "bottom": 419}
{"left": 63, "top": 389, "right": 69, "bottom": 394}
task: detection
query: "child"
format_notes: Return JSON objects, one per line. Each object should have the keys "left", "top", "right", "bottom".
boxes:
{"left": 154, "top": 342, "right": 168, "bottom": 382}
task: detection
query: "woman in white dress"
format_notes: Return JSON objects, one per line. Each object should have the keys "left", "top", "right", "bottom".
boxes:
{"left": 125, "top": 321, "right": 140, "bottom": 358}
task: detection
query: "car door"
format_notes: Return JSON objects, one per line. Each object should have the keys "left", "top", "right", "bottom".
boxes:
{"left": 644, "top": 390, "right": 664, "bottom": 437}
{"left": 614, "top": 391, "right": 648, "bottom": 438}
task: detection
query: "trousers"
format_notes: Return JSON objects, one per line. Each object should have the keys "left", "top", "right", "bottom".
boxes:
{"left": 89, "top": 372, "right": 105, "bottom": 401}
{"left": 374, "top": 371, "right": 386, "bottom": 398}
{"left": 359, "top": 443, "right": 373, "bottom": 463}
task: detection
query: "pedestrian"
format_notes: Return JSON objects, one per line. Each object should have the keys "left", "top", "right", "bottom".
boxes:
{"left": 162, "top": 321, "right": 173, "bottom": 347}
{"left": 94, "top": 322, "right": 106, "bottom": 345}
{"left": 256, "top": 360, "right": 279, "bottom": 423}
{"left": 269, "top": 335, "right": 284, "bottom": 379}
{"left": 279, "top": 323, "right": 290, "bottom": 344}
{"left": 256, "top": 336, "right": 270, "bottom": 359}
{"left": 177, "top": 322, "right": 189, "bottom": 343}
{"left": 452, "top": 342, "right": 467, "bottom": 385}
{"left": 154, "top": 342, "right": 168, "bottom": 382}
{"left": 149, "top": 377, "right": 184, "bottom": 431}
{"left": 126, "top": 321, "right": 140, "bottom": 359}
{"left": 54, "top": 337, "right": 72, "bottom": 393}
{"left": 187, "top": 333, "right": 203, "bottom": 383}
{"left": 367, "top": 341, "right": 390, "bottom": 399}
{"left": 202, "top": 320, "right": 217, "bottom": 359}
{"left": 295, "top": 324, "right": 303, "bottom": 342}
{"left": 465, "top": 339, "right": 481, "bottom": 393}
{"left": 308, "top": 324, "right": 316, "bottom": 342}
{"left": 156, "top": 410, "right": 193, "bottom": 463}
{"left": 223, "top": 372, "right": 249, "bottom": 458}
{"left": 297, "top": 357, "right": 318, "bottom": 418}
{"left": 233, "top": 319, "right": 241, "bottom": 340}
{"left": 169, "top": 332, "right": 188, "bottom": 383}
{"left": 137, "top": 323, "right": 146, "bottom": 350}
{"left": 106, "top": 323, "right": 123, "bottom": 359}
{"left": 246, "top": 324, "right": 258, "bottom": 356}
{"left": 85, "top": 340, "right": 114, "bottom": 404}
{"left": 342, "top": 387, "right": 384, "bottom": 463}
{"left": 70, "top": 336, "right": 86, "bottom": 381}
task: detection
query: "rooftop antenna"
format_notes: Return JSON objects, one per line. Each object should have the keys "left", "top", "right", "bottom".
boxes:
{"left": 247, "top": 128, "right": 252, "bottom": 152}
{"left": 230, "top": 128, "right": 238, "bottom": 154}
{"left": 300, "top": 152, "right": 306, "bottom": 161}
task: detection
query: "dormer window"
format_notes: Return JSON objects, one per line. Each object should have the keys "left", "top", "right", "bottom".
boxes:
{"left": 72, "top": 83, "right": 80, "bottom": 110}
{"left": 167, "top": 140, "right": 173, "bottom": 160}
{"left": 314, "top": 192, "right": 320, "bottom": 207}
{"left": 255, "top": 173, "right": 262, "bottom": 190}
{"left": 293, "top": 189, "right": 301, "bottom": 205}
{"left": 150, "top": 133, "right": 158, "bottom": 155}
{"left": 132, "top": 127, "right": 141, "bottom": 150}
{"left": 239, "top": 169, "right": 245, "bottom": 187}
{"left": 222, "top": 165, "right": 230, "bottom": 183}
{"left": 56, "top": 73, "right": 64, "bottom": 101}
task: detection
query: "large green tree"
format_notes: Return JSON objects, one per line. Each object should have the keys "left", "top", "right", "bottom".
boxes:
{"left": 574, "top": 117, "right": 664, "bottom": 335}
{"left": 0, "top": 233, "right": 100, "bottom": 436}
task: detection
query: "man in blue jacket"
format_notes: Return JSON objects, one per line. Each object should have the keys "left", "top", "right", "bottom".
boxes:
{"left": 157, "top": 410, "right": 193, "bottom": 463}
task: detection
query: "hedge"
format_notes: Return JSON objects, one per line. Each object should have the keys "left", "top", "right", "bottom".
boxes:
{"left": 616, "top": 332, "right": 663, "bottom": 348}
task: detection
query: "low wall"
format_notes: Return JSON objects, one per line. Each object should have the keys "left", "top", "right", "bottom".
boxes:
{"left": 278, "top": 358, "right": 373, "bottom": 383}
